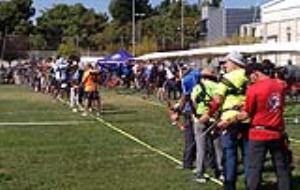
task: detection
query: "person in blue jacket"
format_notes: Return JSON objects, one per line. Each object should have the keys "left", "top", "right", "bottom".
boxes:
{"left": 177, "top": 64, "right": 201, "bottom": 169}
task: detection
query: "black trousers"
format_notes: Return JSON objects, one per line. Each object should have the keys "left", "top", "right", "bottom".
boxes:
{"left": 248, "top": 139, "right": 291, "bottom": 190}
{"left": 183, "top": 114, "right": 196, "bottom": 169}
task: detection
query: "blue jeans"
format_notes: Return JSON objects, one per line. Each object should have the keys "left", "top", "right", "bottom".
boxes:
{"left": 221, "top": 123, "right": 249, "bottom": 190}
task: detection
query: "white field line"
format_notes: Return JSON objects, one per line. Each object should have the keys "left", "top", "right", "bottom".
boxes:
{"left": 0, "top": 110, "right": 73, "bottom": 115}
{"left": 0, "top": 121, "right": 92, "bottom": 126}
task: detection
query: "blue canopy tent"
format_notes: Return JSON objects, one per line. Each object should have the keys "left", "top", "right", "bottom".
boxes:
{"left": 97, "top": 49, "right": 134, "bottom": 72}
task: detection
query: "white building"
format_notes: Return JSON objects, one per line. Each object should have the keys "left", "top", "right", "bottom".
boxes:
{"left": 240, "top": 0, "right": 300, "bottom": 65}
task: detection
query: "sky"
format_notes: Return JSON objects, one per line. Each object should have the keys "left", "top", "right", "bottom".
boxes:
{"left": 33, "top": 0, "right": 270, "bottom": 18}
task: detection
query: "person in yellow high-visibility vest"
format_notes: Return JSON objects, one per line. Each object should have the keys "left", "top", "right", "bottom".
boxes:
{"left": 199, "top": 51, "right": 249, "bottom": 190}
{"left": 191, "top": 68, "right": 223, "bottom": 183}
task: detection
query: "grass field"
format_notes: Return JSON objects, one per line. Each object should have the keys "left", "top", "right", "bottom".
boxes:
{"left": 0, "top": 85, "right": 299, "bottom": 190}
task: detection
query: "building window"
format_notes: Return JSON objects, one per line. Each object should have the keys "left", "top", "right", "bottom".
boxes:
{"left": 287, "top": 33, "right": 291, "bottom": 42}
{"left": 267, "top": 35, "right": 278, "bottom": 43}
{"left": 286, "top": 27, "right": 291, "bottom": 42}
{"left": 243, "top": 27, "right": 248, "bottom": 36}
{"left": 251, "top": 27, "right": 256, "bottom": 37}
{"left": 200, "top": 19, "right": 208, "bottom": 34}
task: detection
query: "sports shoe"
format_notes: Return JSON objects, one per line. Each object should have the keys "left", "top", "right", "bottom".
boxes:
{"left": 175, "top": 165, "right": 194, "bottom": 170}
{"left": 175, "top": 165, "right": 183, "bottom": 170}
{"left": 192, "top": 168, "right": 197, "bottom": 174}
{"left": 194, "top": 176, "right": 207, "bottom": 184}
{"left": 78, "top": 106, "right": 84, "bottom": 111}
{"left": 81, "top": 112, "right": 88, "bottom": 117}
{"left": 218, "top": 174, "right": 225, "bottom": 182}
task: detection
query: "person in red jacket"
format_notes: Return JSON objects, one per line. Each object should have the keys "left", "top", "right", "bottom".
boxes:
{"left": 237, "top": 63, "right": 291, "bottom": 190}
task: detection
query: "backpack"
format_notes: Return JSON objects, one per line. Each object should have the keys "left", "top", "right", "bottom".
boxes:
{"left": 220, "top": 77, "right": 247, "bottom": 96}
{"left": 195, "top": 81, "right": 212, "bottom": 106}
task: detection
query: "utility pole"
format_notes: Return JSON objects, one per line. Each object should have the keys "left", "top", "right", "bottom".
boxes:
{"left": 1, "top": 26, "right": 8, "bottom": 60}
{"left": 75, "top": 35, "right": 79, "bottom": 50}
{"left": 181, "top": 0, "right": 185, "bottom": 49}
{"left": 132, "top": 0, "right": 136, "bottom": 56}
{"left": 121, "top": 34, "right": 124, "bottom": 48}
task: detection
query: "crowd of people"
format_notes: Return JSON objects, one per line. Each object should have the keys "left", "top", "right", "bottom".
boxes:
{"left": 169, "top": 51, "right": 297, "bottom": 190}
{"left": 1, "top": 52, "right": 299, "bottom": 190}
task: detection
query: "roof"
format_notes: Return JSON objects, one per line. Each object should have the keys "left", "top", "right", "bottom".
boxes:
{"left": 261, "top": 0, "right": 300, "bottom": 12}
{"left": 136, "top": 42, "right": 300, "bottom": 60}
{"left": 98, "top": 49, "right": 133, "bottom": 64}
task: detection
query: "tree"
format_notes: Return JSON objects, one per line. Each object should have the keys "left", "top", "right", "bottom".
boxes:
{"left": 109, "top": 0, "right": 152, "bottom": 24}
{"left": 0, "top": 0, "right": 35, "bottom": 36}
{"left": 155, "top": 0, "right": 171, "bottom": 12}
{"left": 29, "top": 34, "right": 47, "bottom": 50}
{"left": 58, "top": 42, "right": 79, "bottom": 58}
{"left": 202, "top": 0, "right": 222, "bottom": 7}
{"left": 0, "top": 0, "right": 35, "bottom": 61}
{"left": 135, "top": 36, "right": 158, "bottom": 55}
{"left": 36, "top": 3, "right": 108, "bottom": 50}
{"left": 140, "top": 2, "right": 200, "bottom": 51}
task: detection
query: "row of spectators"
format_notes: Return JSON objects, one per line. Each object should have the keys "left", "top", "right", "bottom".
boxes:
{"left": 2, "top": 53, "right": 300, "bottom": 190}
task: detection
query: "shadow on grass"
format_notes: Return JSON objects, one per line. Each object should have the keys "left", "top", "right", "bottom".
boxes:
{"left": 292, "top": 175, "right": 300, "bottom": 189}
{"left": 102, "top": 104, "right": 119, "bottom": 111}
{"left": 247, "top": 174, "right": 300, "bottom": 189}
{"left": 102, "top": 110, "right": 138, "bottom": 115}
{"left": 261, "top": 175, "right": 300, "bottom": 189}
{"left": 0, "top": 169, "right": 14, "bottom": 183}
{"left": 116, "top": 89, "right": 138, "bottom": 95}
{"left": 260, "top": 181, "right": 277, "bottom": 189}
{"left": 102, "top": 104, "right": 137, "bottom": 115}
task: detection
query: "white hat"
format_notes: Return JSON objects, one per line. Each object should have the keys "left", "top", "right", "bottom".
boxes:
{"left": 225, "top": 51, "right": 245, "bottom": 67}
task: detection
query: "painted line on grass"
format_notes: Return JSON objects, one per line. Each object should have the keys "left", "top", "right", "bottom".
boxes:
{"left": 89, "top": 114, "right": 223, "bottom": 186}
{"left": 290, "top": 138, "right": 300, "bottom": 144}
{"left": 0, "top": 110, "right": 75, "bottom": 115}
{"left": 0, "top": 121, "right": 92, "bottom": 126}
{"left": 58, "top": 98, "right": 223, "bottom": 186}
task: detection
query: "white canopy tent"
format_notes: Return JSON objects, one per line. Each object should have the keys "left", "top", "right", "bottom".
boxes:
{"left": 136, "top": 42, "right": 300, "bottom": 60}
{"left": 80, "top": 56, "right": 104, "bottom": 64}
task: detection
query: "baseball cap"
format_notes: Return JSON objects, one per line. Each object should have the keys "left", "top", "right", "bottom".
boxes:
{"left": 225, "top": 51, "right": 246, "bottom": 67}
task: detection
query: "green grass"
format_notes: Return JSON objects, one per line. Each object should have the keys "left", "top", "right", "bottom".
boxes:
{"left": 0, "top": 85, "right": 299, "bottom": 190}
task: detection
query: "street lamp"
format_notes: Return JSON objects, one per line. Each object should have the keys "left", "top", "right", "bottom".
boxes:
{"left": 132, "top": 0, "right": 146, "bottom": 56}
{"left": 135, "top": 13, "right": 145, "bottom": 44}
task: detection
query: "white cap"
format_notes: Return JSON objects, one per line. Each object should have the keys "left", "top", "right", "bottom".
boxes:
{"left": 225, "top": 51, "right": 245, "bottom": 67}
